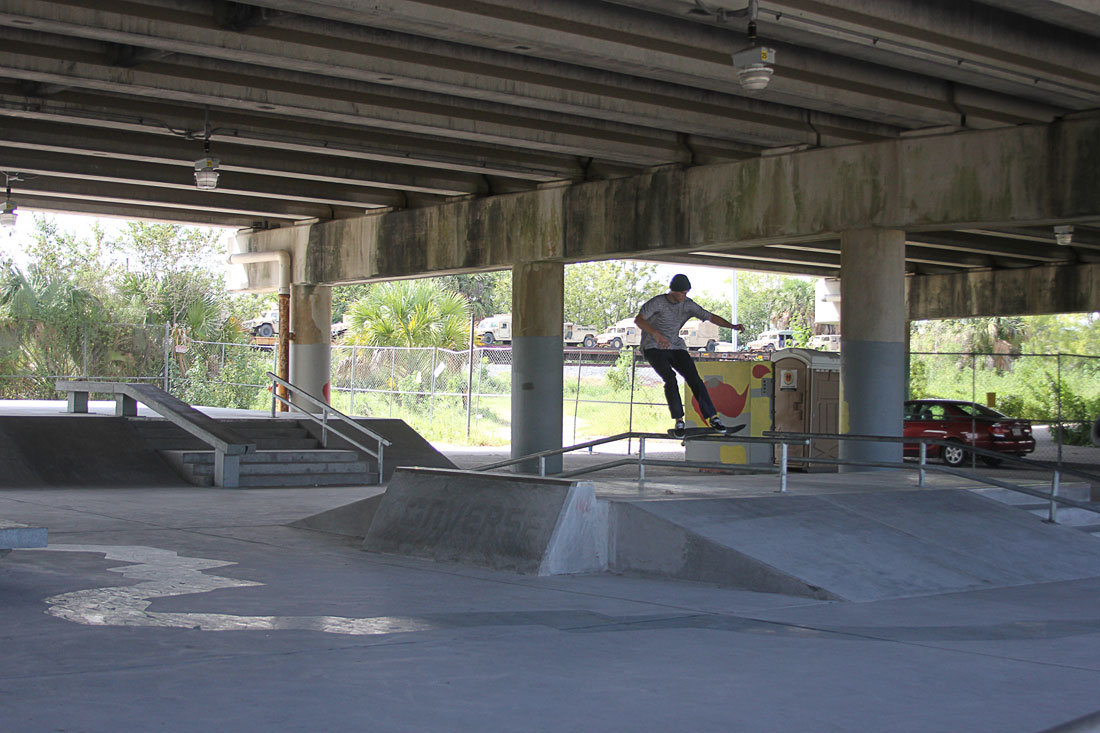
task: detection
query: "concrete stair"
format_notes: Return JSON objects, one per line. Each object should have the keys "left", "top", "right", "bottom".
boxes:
{"left": 131, "top": 417, "right": 378, "bottom": 487}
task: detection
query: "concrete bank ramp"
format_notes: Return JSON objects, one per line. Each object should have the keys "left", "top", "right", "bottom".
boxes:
{"left": 0, "top": 416, "right": 186, "bottom": 488}
{"left": 613, "top": 489, "right": 1100, "bottom": 601}
{"left": 363, "top": 468, "right": 607, "bottom": 575}
{"left": 346, "top": 418, "right": 455, "bottom": 481}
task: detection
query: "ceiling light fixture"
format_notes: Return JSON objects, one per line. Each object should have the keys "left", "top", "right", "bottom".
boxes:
{"left": 1054, "top": 224, "right": 1074, "bottom": 246}
{"left": 194, "top": 141, "right": 220, "bottom": 190}
{"left": 729, "top": 0, "right": 776, "bottom": 92}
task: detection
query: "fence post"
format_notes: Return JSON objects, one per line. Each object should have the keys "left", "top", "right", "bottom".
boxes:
{"left": 351, "top": 345, "right": 358, "bottom": 416}
{"left": 429, "top": 346, "right": 438, "bottom": 422}
{"left": 918, "top": 442, "right": 927, "bottom": 487}
{"left": 163, "top": 322, "right": 171, "bottom": 393}
{"left": 970, "top": 357, "right": 977, "bottom": 469}
{"left": 1057, "top": 352, "right": 1063, "bottom": 466}
{"left": 639, "top": 436, "right": 646, "bottom": 481}
{"left": 628, "top": 349, "right": 637, "bottom": 455}
{"left": 389, "top": 347, "right": 396, "bottom": 417}
{"left": 466, "top": 316, "right": 475, "bottom": 438}
{"left": 572, "top": 354, "right": 583, "bottom": 446}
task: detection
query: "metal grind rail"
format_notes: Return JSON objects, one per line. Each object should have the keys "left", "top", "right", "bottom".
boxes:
{"left": 267, "top": 372, "right": 391, "bottom": 483}
{"left": 475, "top": 432, "right": 812, "bottom": 492}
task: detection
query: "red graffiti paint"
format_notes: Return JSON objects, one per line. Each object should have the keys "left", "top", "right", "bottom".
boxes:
{"left": 693, "top": 377, "right": 749, "bottom": 418}
{"left": 323, "top": 382, "right": 331, "bottom": 402}
{"left": 753, "top": 364, "right": 771, "bottom": 379}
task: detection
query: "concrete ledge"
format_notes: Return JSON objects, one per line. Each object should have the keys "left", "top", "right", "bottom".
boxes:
{"left": 362, "top": 468, "right": 607, "bottom": 575}
{"left": 0, "top": 520, "right": 48, "bottom": 553}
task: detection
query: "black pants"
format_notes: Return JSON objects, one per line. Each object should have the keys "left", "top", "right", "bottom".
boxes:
{"left": 643, "top": 348, "right": 717, "bottom": 421}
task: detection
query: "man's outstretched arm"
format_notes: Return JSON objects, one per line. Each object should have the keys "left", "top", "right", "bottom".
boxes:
{"left": 706, "top": 314, "right": 745, "bottom": 333}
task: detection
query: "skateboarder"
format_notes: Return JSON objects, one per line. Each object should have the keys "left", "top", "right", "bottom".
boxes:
{"left": 635, "top": 274, "right": 745, "bottom": 438}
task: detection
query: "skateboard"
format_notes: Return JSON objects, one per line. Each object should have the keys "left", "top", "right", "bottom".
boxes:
{"left": 667, "top": 424, "right": 746, "bottom": 440}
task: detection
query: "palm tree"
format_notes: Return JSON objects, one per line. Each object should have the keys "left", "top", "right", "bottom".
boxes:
{"left": 345, "top": 280, "right": 471, "bottom": 348}
{"left": 0, "top": 263, "right": 106, "bottom": 394}
{"left": 945, "top": 317, "right": 1027, "bottom": 371}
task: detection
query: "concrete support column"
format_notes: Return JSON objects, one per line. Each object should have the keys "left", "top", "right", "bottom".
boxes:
{"left": 289, "top": 283, "right": 332, "bottom": 409}
{"left": 839, "top": 229, "right": 906, "bottom": 470}
{"left": 512, "top": 261, "right": 564, "bottom": 474}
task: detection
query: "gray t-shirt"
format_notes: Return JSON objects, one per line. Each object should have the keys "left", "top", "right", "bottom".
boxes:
{"left": 637, "top": 294, "right": 713, "bottom": 351}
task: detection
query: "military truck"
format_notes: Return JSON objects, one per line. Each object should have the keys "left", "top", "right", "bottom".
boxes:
{"left": 563, "top": 322, "right": 599, "bottom": 348}
{"left": 243, "top": 308, "right": 279, "bottom": 338}
{"left": 475, "top": 314, "right": 600, "bottom": 347}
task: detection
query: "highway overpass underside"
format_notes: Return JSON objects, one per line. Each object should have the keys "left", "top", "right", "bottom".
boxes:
{"left": 237, "top": 115, "right": 1100, "bottom": 466}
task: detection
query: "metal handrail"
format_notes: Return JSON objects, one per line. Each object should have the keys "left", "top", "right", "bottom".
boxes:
{"left": 266, "top": 372, "right": 391, "bottom": 483}
{"left": 765, "top": 430, "right": 1100, "bottom": 522}
{"left": 476, "top": 432, "right": 811, "bottom": 492}
{"left": 478, "top": 428, "right": 1100, "bottom": 522}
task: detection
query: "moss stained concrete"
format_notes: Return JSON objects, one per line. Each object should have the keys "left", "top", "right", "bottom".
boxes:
{"left": 238, "top": 117, "right": 1099, "bottom": 292}
{"left": 908, "top": 263, "right": 1100, "bottom": 320}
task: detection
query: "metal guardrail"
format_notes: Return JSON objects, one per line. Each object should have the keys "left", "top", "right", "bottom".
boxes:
{"left": 479, "top": 429, "right": 1100, "bottom": 524}
{"left": 476, "top": 432, "right": 813, "bottom": 492}
{"left": 266, "top": 372, "right": 392, "bottom": 484}
{"left": 765, "top": 430, "right": 1100, "bottom": 523}
{"left": 55, "top": 379, "right": 256, "bottom": 488}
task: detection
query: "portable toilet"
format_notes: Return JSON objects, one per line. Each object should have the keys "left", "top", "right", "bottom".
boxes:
{"left": 771, "top": 347, "right": 841, "bottom": 469}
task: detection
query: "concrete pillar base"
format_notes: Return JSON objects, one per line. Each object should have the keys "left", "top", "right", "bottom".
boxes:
{"left": 512, "top": 261, "right": 564, "bottom": 474}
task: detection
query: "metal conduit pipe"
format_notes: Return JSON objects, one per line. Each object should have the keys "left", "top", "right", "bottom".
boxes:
{"left": 227, "top": 250, "right": 291, "bottom": 410}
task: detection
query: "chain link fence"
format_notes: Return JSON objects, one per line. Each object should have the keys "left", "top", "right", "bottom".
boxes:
{"left": 910, "top": 351, "right": 1100, "bottom": 465}
{"left": 0, "top": 318, "right": 1095, "bottom": 466}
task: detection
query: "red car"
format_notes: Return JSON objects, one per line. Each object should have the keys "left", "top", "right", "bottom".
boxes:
{"left": 904, "top": 399, "right": 1036, "bottom": 467}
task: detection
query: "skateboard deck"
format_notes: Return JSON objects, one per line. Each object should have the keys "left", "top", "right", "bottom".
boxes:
{"left": 667, "top": 424, "right": 746, "bottom": 439}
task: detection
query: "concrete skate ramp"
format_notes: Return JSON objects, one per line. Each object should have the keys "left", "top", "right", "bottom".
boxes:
{"left": 311, "top": 418, "right": 455, "bottom": 481}
{"left": 363, "top": 468, "right": 607, "bottom": 575}
{"left": 612, "top": 490, "right": 1100, "bottom": 602}
{"left": 289, "top": 492, "right": 386, "bottom": 538}
{"left": 0, "top": 416, "right": 186, "bottom": 488}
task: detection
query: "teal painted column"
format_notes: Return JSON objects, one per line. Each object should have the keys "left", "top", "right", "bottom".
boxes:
{"left": 839, "top": 229, "right": 906, "bottom": 470}
{"left": 289, "top": 283, "right": 332, "bottom": 408}
{"left": 511, "top": 261, "right": 564, "bottom": 474}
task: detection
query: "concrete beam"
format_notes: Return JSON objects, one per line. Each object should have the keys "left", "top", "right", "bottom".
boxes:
{"left": 238, "top": 116, "right": 1100, "bottom": 288}
{"left": 908, "top": 262, "right": 1100, "bottom": 319}
{"left": 0, "top": 35, "right": 694, "bottom": 166}
{"left": 0, "top": 0, "right": 892, "bottom": 148}
{"left": 0, "top": 145, "right": 409, "bottom": 210}
{"left": 0, "top": 91, "right": 584, "bottom": 182}
{"left": 0, "top": 116, "right": 488, "bottom": 197}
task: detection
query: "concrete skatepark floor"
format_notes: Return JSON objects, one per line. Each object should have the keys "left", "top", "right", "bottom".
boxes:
{"left": 3, "top": 402, "right": 1100, "bottom": 730}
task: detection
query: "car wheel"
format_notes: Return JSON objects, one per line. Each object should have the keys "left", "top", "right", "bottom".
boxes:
{"left": 610, "top": 337, "right": 623, "bottom": 349}
{"left": 941, "top": 440, "right": 968, "bottom": 467}
{"left": 583, "top": 335, "right": 595, "bottom": 348}
{"left": 482, "top": 332, "right": 494, "bottom": 345}
{"left": 257, "top": 323, "right": 274, "bottom": 338}
{"left": 706, "top": 340, "right": 717, "bottom": 352}
{"left": 980, "top": 455, "right": 1003, "bottom": 467}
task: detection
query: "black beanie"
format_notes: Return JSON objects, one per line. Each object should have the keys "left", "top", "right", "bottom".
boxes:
{"left": 670, "top": 273, "right": 691, "bottom": 292}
